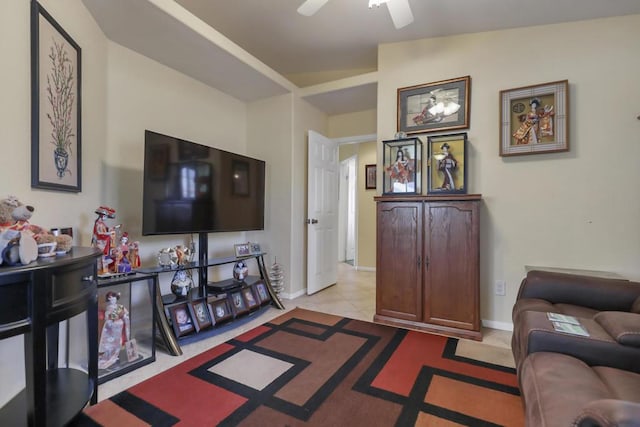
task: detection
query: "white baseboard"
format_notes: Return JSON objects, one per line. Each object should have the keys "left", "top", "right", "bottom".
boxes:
{"left": 355, "top": 266, "right": 375, "bottom": 272}
{"left": 482, "top": 319, "right": 513, "bottom": 332}
{"left": 280, "top": 289, "right": 306, "bottom": 300}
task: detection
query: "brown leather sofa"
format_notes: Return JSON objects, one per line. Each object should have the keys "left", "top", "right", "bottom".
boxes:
{"left": 511, "top": 270, "right": 640, "bottom": 426}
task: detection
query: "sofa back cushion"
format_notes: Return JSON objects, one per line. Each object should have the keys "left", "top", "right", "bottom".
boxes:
{"left": 632, "top": 296, "right": 640, "bottom": 314}
{"left": 594, "top": 311, "right": 640, "bottom": 348}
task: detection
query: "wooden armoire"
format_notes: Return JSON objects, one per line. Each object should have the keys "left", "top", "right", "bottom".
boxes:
{"left": 374, "top": 194, "right": 481, "bottom": 340}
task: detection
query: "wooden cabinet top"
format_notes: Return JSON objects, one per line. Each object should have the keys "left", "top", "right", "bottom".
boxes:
{"left": 0, "top": 247, "right": 101, "bottom": 278}
{"left": 374, "top": 194, "right": 482, "bottom": 203}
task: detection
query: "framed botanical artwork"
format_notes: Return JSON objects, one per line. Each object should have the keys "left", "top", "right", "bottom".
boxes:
{"left": 499, "top": 80, "right": 569, "bottom": 156}
{"left": 210, "top": 299, "right": 233, "bottom": 323}
{"left": 234, "top": 243, "right": 250, "bottom": 258}
{"left": 382, "top": 137, "right": 422, "bottom": 195}
{"left": 242, "top": 286, "right": 260, "bottom": 310}
{"left": 31, "top": 1, "right": 82, "bottom": 192}
{"left": 249, "top": 242, "right": 261, "bottom": 255}
{"left": 229, "top": 291, "right": 249, "bottom": 316}
{"left": 169, "top": 303, "right": 195, "bottom": 337}
{"left": 189, "top": 300, "right": 213, "bottom": 331}
{"left": 365, "top": 164, "right": 377, "bottom": 190}
{"left": 397, "top": 76, "right": 470, "bottom": 135}
{"left": 427, "top": 133, "right": 468, "bottom": 195}
{"left": 255, "top": 282, "right": 271, "bottom": 305}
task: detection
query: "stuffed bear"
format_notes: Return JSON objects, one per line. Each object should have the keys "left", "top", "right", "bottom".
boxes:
{"left": 0, "top": 196, "right": 73, "bottom": 260}
{"left": 0, "top": 197, "right": 38, "bottom": 265}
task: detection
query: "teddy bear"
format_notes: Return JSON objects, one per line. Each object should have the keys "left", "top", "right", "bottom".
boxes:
{"left": 0, "top": 197, "right": 39, "bottom": 266}
{"left": 0, "top": 196, "right": 73, "bottom": 260}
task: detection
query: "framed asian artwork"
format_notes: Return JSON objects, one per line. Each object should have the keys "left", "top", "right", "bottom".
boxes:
{"left": 397, "top": 76, "right": 470, "bottom": 135}
{"left": 499, "top": 80, "right": 569, "bottom": 156}
{"left": 31, "top": 1, "right": 82, "bottom": 192}
{"left": 382, "top": 137, "right": 422, "bottom": 195}
{"left": 365, "top": 164, "right": 377, "bottom": 190}
{"left": 427, "top": 133, "right": 468, "bottom": 195}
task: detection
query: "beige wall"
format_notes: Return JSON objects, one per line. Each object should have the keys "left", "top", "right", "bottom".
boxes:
{"left": 378, "top": 15, "right": 640, "bottom": 327}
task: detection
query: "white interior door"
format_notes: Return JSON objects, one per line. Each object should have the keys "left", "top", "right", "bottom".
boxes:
{"left": 346, "top": 157, "right": 356, "bottom": 262}
{"left": 307, "top": 130, "right": 338, "bottom": 294}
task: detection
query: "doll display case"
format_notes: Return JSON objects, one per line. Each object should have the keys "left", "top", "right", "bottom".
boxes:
{"left": 382, "top": 137, "right": 422, "bottom": 195}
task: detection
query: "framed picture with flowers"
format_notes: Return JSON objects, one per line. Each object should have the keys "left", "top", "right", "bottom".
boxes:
{"left": 31, "top": 1, "right": 82, "bottom": 192}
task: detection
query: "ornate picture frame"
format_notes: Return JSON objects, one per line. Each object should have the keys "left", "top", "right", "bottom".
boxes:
{"left": 397, "top": 76, "right": 470, "bottom": 135}
{"left": 427, "top": 133, "right": 468, "bottom": 195}
{"left": 499, "top": 80, "right": 569, "bottom": 156}
{"left": 31, "top": 1, "right": 82, "bottom": 192}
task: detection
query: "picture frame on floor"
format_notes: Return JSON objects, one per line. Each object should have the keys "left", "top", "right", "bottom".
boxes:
{"left": 229, "top": 291, "right": 249, "bottom": 316}
{"left": 242, "top": 286, "right": 260, "bottom": 310}
{"left": 255, "top": 282, "right": 271, "bottom": 305}
{"left": 189, "top": 300, "right": 213, "bottom": 331}
{"left": 210, "top": 299, "right": 233, "bottom": 323}
{"left": 169, "top": 303, "right": 195, "bottom": 337}
{"left": 499, "top": 80, "right": 569, "bottom": 156}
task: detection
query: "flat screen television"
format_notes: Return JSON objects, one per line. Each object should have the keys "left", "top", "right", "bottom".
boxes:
{"left": 142, "top": 130, "right": 265, "bottom": 235}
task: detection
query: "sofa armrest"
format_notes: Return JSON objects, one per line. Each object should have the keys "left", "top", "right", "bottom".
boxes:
{"left": 575, "top": 399, "right": 640, "bottom": 427}
{"left": 516, "top": 270, "right": 640, "bottom": 312}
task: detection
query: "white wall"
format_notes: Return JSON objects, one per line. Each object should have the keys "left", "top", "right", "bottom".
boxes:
{"left": 378, "top": 15, "right": 640, "bottom": 325}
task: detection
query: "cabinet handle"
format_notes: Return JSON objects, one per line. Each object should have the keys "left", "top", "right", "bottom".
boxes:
{"left": 82, "top": 275, "right": 94, "bottom": 282}
{"left": 424, "top": 257, "right": 429, "bottom": 270}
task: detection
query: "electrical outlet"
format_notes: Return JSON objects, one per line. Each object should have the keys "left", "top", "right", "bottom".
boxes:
{"left": 495, "top": 280, "right": 506, "bottom": 296}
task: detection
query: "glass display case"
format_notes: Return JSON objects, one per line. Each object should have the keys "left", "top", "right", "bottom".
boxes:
{"left": 95, "top": 273, "right": 156, "bottom": 384}
{"left": 382, "top": 137, "right": 422, "bottom": 195}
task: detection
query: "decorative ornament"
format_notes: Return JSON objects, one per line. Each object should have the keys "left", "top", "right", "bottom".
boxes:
{"left": 171, "top": 268, "right": 193, "bottom": 297}
{"left": 233, "top": 260, "right": 249, "bottom": 282}
{"left": 158, "top": 247, "right": 178, "bottom": 268}
{"left": 269, "top": 257, "right": 284, "bottom": 295}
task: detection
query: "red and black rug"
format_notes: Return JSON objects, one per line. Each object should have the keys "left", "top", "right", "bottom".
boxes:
{"left": 75, "top": 308, "right": 523, "bottom": 426}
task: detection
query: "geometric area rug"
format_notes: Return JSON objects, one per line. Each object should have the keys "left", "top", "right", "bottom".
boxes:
{"left": 73, "top": 308, "right": 524, "bottom": 426}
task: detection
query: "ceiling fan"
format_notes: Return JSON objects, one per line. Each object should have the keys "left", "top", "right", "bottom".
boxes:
{"left": 297, "top": 0, "right": 414, "bottom": 29}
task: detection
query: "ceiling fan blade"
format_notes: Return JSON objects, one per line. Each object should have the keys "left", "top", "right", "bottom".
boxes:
{"left": 386, "top": 0, "right": 414, "bottom": 29}
{"left": 297, "top": 0, "right": 330, "bottom": 16}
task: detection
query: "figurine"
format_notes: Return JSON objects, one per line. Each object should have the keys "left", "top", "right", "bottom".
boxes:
{"left": 92, "top": 206, "right": 120, "bottom": 275}
{"left": 98, "top": 291, "right": 130, "bottom": 369}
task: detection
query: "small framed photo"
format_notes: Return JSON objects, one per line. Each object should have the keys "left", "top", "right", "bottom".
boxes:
{"left": 189, "top": 299, "right": 213, "bottom": 331}
{"left": 234, "top": 243, "right": 250, "bottom": 257}
{"left": 499, "top": 80, "right": 569, "bottom": 157}
{"left": 169, "top": 303, "right": 195, "bottom": 337}
{"left": 382, "top": 137, "right": 422, "bottom": 195}
{"left": 427, "top": 133, "right": 468, "bottom": 195}
{"left": 229, "top": 291, "right": 249, "bottom": 316}
{"left": 397, "top": 76, "right": 471, "bottom": 135}
{"left": 210, "top": 299, "right": 233, "bottom": 323}
{"left": 365, "top": 164, "right": 377, "bottom": 190}
{"left": 255, "top": 282, "right": 271, "bottom": 305}
{"left": 249, "top": 242, "right": 261, "bottom": 255}
{"left": 242, "top": 286, "right": 260, "bottom": 310}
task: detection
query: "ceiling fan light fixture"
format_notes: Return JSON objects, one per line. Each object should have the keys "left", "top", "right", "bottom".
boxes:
{"left": 369, "top": 0, "right": 390, "bottom": 8}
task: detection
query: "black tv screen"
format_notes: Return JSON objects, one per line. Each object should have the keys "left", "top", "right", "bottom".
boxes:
{"left": 142, "top": 130, "right": 265, "bottom": 235}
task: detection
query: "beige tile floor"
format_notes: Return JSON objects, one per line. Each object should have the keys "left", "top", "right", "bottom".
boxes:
{"left": 98, "top": 262, "right": 513, "bottom": 401}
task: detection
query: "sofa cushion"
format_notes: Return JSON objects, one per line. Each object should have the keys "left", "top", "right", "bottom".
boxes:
{"left": 520, "top": 352, "right": 611, "bottom": 427}
{"left": 595, "top": 311, "right": 640, "bottom": 348}
{"left": 632, "top": 296, "right": 640, "bottom": 314}
{"left": 513, "top": 298, "right": 599, "bottom": 323}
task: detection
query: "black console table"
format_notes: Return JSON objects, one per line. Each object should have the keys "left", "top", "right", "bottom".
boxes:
{"left": 0, "top": 247, "right": 101, "bottom": 426}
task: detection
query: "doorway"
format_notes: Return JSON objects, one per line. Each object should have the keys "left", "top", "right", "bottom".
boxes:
{"left": 339, "top": 155, "right": 357, "bottom": 266}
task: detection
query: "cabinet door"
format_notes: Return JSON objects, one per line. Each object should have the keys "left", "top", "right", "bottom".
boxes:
{"left": 376, "top": 202, "right": 422, "bottom": 321}
{"left": 424, "top": 201, "right": 479, "bottom": 331}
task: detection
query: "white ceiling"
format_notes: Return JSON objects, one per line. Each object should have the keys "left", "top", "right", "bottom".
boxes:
{"left": 83, "top": 0, "right": 640, "bottom": 115}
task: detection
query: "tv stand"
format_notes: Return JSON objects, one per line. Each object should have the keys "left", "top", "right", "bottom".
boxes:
{"left": 139, "top": 248, "right": 284, "bottom": 356}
